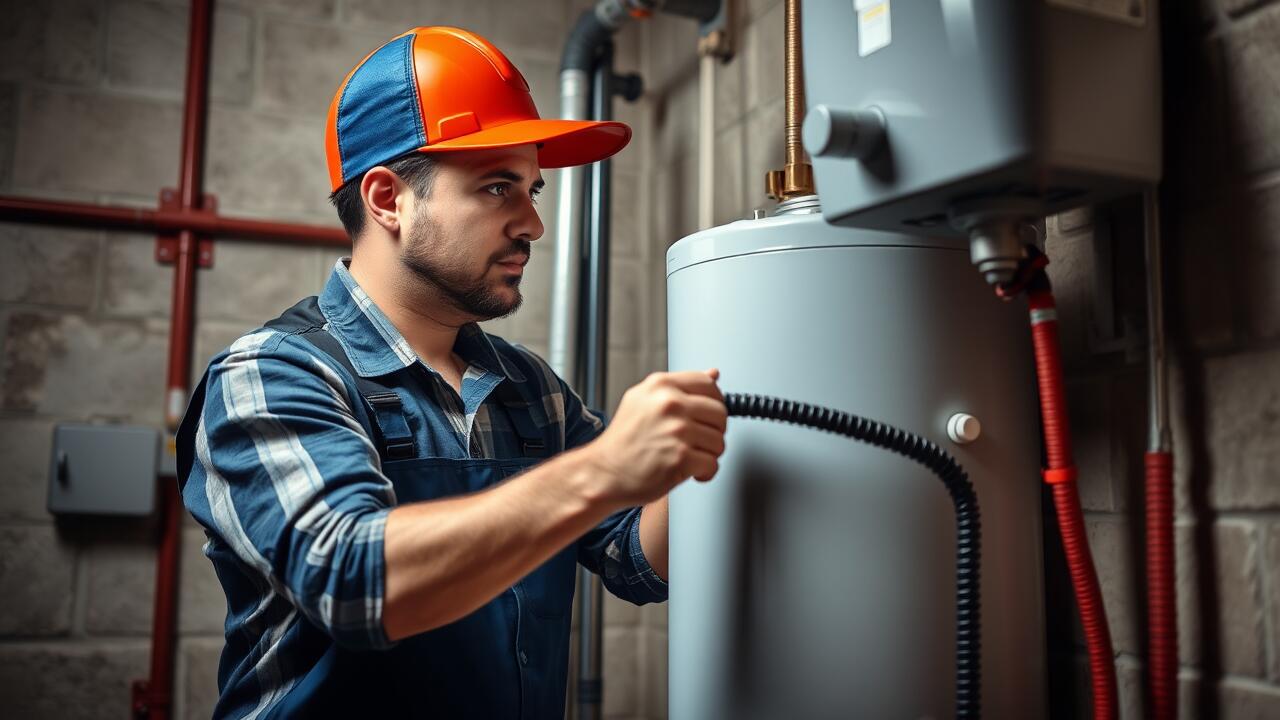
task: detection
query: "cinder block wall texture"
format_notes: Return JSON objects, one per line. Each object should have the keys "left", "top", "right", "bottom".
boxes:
{"left": 634, "top": 0, "right": 1280, "bottom": 718}
{"left": 0, "top": 1, "right": 664, "bottom": 718}
{"left": 4, "top": 0, "right": 1279, "bottom": 718}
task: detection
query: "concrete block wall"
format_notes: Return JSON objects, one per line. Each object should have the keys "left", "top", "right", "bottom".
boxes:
{"left": 632, "top": 0, "right": 1280, "bottom": 718}
{"left": 0, "top": 0, "right": 661, "bottom": 717}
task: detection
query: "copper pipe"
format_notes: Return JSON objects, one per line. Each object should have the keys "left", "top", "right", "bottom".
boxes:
{"left": 783, "top": 0, "right": 805, "bottom": 171}
{"left": 766, "top": 0, "right": 814, "bottom": 200}
{"left": 0, "top": 195, "right": 348, "bottom": 246}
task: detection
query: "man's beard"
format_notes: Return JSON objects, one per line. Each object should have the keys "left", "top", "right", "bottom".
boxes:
{"left": 400, "top": 214, "right": 527, "bottom": 321}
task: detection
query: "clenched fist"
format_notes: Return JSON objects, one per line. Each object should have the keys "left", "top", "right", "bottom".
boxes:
{"left": 584, "top": 369, "right": 728, "bottom": 508}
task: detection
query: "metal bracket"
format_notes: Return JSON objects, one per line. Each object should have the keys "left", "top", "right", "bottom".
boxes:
{"left": 155, "top": 187, "right": 216, "bottom": 268}
{"left": 696, "top": 0, "right": 733, "bottom": 60}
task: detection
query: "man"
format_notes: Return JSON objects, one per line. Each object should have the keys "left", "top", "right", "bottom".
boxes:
{"left": 177, "top": 26, "right": 727, "bottom": 719}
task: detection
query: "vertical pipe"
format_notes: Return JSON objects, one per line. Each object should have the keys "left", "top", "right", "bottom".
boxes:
{"left": 550, "top": 69, "right": 592, "bottom": 385}
{"left": 585, "top": 43, "right": 614, "bottom": 412}
{"left": 1144, "top": 190, "right": 1171, "bottom": 453}
{"left": 782, "top": 0, "right": 812, "bottom": 197}
{"left": 698, "top": 52, "right": 715, "bottom": 229}
{"left": 576, "top": 41, "right": 615, "bottom": 720}
{"left": 135, "top": 482, "right": 183, "bottom": 720}
{"left": 766, "top": 0, "right": 813, "bottom": 200}
{"left": 1143, "top": 187, "right": 1177, "bottom": 720}
{"left": 783, "top": 0, "right": 805, "bottom": 173}
{"left": 138, "top": 1, "right": 211, "bottom": 718}
{"left": 165, "top": 0, "right": 212, "bottom": 430}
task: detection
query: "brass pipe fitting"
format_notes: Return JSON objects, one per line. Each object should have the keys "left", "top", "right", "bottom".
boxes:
{"left": 766, "top": 0, "right": 815, "bottom": 200}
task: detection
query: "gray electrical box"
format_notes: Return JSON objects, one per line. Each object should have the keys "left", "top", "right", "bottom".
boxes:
{"left": 801, "top": 0, "right": 1161, "bottom": 235}
{"left": 48, "top": 424, "right": 159, "bottom": 516}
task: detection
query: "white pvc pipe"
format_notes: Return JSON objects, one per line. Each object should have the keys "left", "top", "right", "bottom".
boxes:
{"left": 698, "top": 53, "right": 715, "bottom": 230}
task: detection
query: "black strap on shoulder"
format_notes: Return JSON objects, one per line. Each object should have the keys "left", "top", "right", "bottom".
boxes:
{"left": 264, "top": 297, "right": 417, "bottom": 462}
{"left": 489, "top": 379, "right": 549, "bottom": 458}
{"left": 263, "top": 296, "right": 559, "bottom": 461}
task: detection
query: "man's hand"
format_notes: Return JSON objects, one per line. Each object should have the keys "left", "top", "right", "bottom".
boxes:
{"left": 584, "top": 369, "right": 728, "bottom": 508}
{"left": 383, "top": 369, "right": 726, "bottom": 639}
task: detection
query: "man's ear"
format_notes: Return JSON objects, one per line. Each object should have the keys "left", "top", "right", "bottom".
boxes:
{"left": 360, "top": 166, "right": 405, "bottom": 237}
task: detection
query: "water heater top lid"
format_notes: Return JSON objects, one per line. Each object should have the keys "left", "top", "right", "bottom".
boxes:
{"left": 665, "top": 210, "right": 966, "bottom": 278}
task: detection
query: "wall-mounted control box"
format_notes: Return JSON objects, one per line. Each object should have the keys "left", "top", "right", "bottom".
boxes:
{"left": 802, "top": 0, "right": 1161, "bottom": 235}
{"left": 48, "top": 424, "right": 159, "bottom": 516}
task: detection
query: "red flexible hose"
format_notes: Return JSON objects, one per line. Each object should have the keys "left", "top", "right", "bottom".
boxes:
{"left": 1145, "top": 450, "right": 1177, "bottom": 720}
{"left": 1028, "top": 289, "right": 1117, "bottom": 720}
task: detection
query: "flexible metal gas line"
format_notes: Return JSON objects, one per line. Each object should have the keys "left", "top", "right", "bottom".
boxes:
{"left": 725, "top": 393, "right": 983, "bottom": 719}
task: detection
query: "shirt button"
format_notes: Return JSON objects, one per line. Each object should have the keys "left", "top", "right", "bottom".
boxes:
{"left": 519, "top": 650, "right": 529, "bottom": 666}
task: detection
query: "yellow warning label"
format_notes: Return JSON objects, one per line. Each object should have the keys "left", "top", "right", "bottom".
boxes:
{"left": 856, "top": 1, "right": 891, "bottom": 58}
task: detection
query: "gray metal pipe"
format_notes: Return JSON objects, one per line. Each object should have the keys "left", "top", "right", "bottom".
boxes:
{"left": 584, "top": 46, "right": 614, "bottom": 418}
{"left": 1144, "top": 188, "right": 1171, "bottom": 452}
{"left": 549, "top": 69, "right": 591, "bottom": 384}
{"left": 552, "top": 6, "right": 722, "bottom": 719}
{"left": 574, "top": 44, "right": 616, "bottom": 720}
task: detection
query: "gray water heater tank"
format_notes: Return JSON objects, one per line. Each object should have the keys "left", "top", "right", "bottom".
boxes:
{"left": 666, "top": 203, "right": 1048, "bottom": 718}
{"left": 800, "top": 0, "right": 1161, "bottom": 234}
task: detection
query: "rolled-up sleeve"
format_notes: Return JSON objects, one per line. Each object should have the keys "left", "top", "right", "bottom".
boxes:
{"left": 558, "top": 374, "right": 669, "bottom": 605}
{"left": 180, "top": 329, "right": 397, "bottom": 650}
{"left": 577, "top": 505, "right": 669, "bottom": 605}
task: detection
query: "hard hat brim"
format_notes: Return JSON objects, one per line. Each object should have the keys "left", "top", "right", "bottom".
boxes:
{"left": 417, "top": 119, "right": 632, "bottom": 168}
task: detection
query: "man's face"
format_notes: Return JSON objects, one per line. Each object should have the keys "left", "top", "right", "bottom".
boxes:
{"left": 399, "top": 144, "right": 545, "bottom": 322}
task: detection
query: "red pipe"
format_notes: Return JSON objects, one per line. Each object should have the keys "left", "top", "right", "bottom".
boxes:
{"left": 138, "top": 1, "right": 210, "bottom": 718}
{"left": 1142, "top": 188, "right": 1177, "bottom": 720}
{"left": 0, "top": 1, "right": 348, "bottom": 716}
{"left": 1145, "top": 450, "right": 1176, "bottom": 720}
{"left": 132, "top": 481, "right": 183, "bottom": 720}
{"left": 1027, "top": 288, "right": 1118, "bottom": 720}
{"left": 178, "top": 0, "right": 211, "bottom": 213}
{"left": 0, "top": 195, "right": 348, "bottom": 246}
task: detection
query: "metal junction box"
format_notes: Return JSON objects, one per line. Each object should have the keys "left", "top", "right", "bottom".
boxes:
{"left": 801, "top": 0, "right": 1161, "bottom": 235}
{"left": 48, "top": 423, "right": 159, "bottom": 516}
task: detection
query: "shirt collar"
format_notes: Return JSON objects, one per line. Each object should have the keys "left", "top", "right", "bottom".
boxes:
{"left": 318, "top": 258, "right": 525, "bottom": 382}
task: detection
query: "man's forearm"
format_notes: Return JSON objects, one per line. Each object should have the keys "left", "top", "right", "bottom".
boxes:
{"left": 638, "top": 495, "right": 670, "bottom": 582}
{"left": 381, "top": 445, "right": 615, "bottom": 641}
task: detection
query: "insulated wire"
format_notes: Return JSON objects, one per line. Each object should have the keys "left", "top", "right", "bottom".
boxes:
{"left": 723, "top": 393, "right": 982, "bottom": 719}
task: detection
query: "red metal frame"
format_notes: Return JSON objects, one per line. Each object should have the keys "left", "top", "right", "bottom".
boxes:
{"left": 0, "top": 194, "right": 347, "bottom": 247}
{"left": 0, "top": 1, "right": 347, "bottom": 717}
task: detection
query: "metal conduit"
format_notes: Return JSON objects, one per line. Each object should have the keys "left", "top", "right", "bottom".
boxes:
{"left": 551, "top": 4, "right": 722, "bottom": 718}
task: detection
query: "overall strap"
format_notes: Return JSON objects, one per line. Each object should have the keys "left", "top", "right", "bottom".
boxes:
{"left": 264, "top": 297, "right": 417, "bottom": 462}
{"left": 489, "top": 375, "right": 553, "bottom": 459}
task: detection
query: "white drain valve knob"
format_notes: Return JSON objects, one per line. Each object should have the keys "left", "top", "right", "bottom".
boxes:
{"left": 947, "top": 413, "right": 982, "bottom": 444}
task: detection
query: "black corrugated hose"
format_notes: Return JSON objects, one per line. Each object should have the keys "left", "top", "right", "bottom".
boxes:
{"left": 723, "top": 393, "right": 982, "bottom": 719}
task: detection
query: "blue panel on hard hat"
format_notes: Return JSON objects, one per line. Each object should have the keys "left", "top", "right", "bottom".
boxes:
{"left": 336, "top": 33, "right": 427, "bottom": 184}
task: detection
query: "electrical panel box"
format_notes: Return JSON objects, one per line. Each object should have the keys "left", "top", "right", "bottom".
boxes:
{"left": 48, "top": 424, "right": 159, "bottom": 516}
{"left": 801, "top": 0, "right": 1161, "bottom": 235}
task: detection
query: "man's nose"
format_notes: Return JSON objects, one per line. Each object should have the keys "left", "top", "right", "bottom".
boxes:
{"left": 512, "top": 194, "right": 545, "bottom": 242}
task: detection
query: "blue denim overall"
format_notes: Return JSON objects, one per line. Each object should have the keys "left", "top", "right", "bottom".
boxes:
{"left": 223, "top": 298, "right": 578, "bottom": 718}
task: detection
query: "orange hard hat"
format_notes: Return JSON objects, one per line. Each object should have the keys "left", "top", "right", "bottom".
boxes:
{"left": 325, "top": 26, "right": 630, "bottom": 191}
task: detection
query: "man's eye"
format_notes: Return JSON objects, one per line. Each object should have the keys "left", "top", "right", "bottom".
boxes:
{"left": 530, "top": 188, "right": 542, "bottom": 204}
{"left": 486, "top": 183, "right": 509, "bottom": 197}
